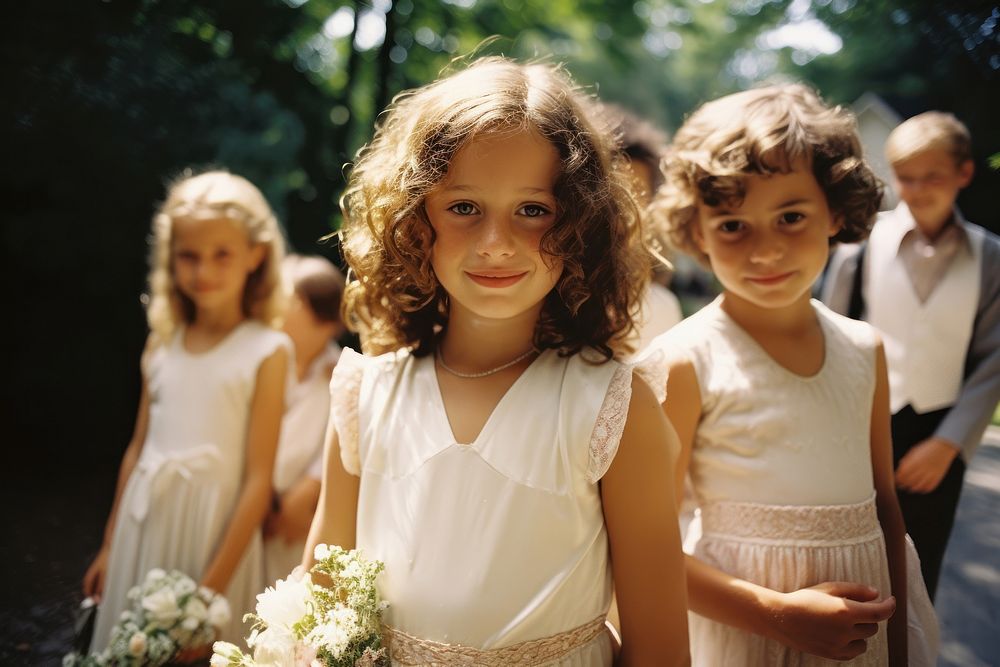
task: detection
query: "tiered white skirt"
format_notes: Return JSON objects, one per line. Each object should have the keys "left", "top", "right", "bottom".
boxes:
{"left": 686, "top": 494, "right": 938, "bottom": 666}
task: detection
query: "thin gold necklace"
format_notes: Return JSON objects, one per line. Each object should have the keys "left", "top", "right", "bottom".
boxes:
{"left": 436, "top": 348, "right": 536, "bottom": 379}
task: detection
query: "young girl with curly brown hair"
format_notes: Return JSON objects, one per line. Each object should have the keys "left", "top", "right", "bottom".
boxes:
{"left": 303, "top": 58, "right": 690, "bottom": 666}
{"left": 640, "top": 84, "right": 938, "bottom": 666}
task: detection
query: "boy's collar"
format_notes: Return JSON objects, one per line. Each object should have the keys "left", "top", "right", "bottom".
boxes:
{"left": 885, "top": 202, "right": 970, "bottom": 254}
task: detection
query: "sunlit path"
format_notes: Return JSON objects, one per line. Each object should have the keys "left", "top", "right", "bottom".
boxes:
{"left": 937, "top": 427, "right": 1000, "bottom": 667}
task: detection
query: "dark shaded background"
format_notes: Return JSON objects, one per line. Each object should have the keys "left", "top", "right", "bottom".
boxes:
{"left": 2, "top": 1, "right": 997, "bottom": 663}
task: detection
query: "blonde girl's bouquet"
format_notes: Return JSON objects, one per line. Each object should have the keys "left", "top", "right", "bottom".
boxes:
{"left": 212, "top": 545, "right": 388, "bottom": 667}
{"left": 64, "top": 568, "right": 231, "bottom": 666}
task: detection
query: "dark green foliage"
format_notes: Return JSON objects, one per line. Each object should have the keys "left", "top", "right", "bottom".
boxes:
{"left": 3, "top": 0, "right": 996, "bottom": 469}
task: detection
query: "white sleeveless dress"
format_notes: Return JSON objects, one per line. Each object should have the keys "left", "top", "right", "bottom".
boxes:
{"left": 641, "top": 298, "right": 938, "bottom": 666}
{"left": 328, "top": 347, "right": 646, "bottom": 666}
{"left": 92, "top": 321, "right": 291, "bottom": 649}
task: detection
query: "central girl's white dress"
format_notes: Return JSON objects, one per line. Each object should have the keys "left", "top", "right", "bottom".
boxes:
{"left": 642, "top": 299, "right": 938, "bottom": 666}
{"left": 329, "top": 347, "right": 640, "bottom": 666}
{"left": 92, "top": 321, "right": 291, "bottom": 650}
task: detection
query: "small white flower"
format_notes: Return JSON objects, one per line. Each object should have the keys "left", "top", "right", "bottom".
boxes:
{"left": 251, "top": 627, "right": 299, "bottom": 667}
{"left": 313, "top": 544, "right": 331, "bottom": 562}
{"left": 147, "top": 568, "right": 167, "bottom": 581}
{"left": 174, "top": 575, "right": 197, "bottom": 596}
{"left": 209, "top": 654, "right": 230, "bottom": 667}
{"left": 182, "top": 615, "right": 200, "bottom": 631}
{"left": 212, "top": 640, "right": 241, "bottom": 655}
{"left": 185, "top": 596, "right": 208, "bottom": 622}
{"left": 142, "top": 586, "right": 182, "bottom": 625}
{"left": 341, "top": 560, "right": 362, "bottom": 580}
{"left": 255, "top": 576, "right": 310, "bottom": 631}
{"left": 127, "top": 631, "right": 147, "bottom": 658}
{"left": 208, "top": 595, "right": 231, "bottom": 628}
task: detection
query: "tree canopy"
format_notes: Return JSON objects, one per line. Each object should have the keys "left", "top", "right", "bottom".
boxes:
{"left": 4, "top": 0, "right": 997, "bottom": 465}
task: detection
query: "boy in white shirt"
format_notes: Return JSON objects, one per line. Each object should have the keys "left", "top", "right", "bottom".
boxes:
{"left": 823, "top": 112, "right": 1000, "bottom": 599}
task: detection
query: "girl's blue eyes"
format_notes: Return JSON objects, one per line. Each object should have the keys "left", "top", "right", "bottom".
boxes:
{"left": 446, "top": 202, "right": 552, "bottom": 217}
{"left": 520, "top": 204, "right": 551, "bottom": 217}
{"left": 449, "top": 202, "right": 478, "bottom": 216}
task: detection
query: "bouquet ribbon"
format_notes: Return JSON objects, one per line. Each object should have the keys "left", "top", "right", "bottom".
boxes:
{"left": 129, "top": 443, "right": 223, "bottom": 521}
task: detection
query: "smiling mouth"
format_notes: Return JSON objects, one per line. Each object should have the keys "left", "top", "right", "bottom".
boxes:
{"left": 746, "top": 271, "right": 794, "bottom": 285}
{"left": 465, "top": 271, "right": 528, "bottom": 288}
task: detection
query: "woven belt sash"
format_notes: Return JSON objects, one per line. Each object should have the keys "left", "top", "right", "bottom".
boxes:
{"left": 384, "top": 615, "right": 608, "bottom": 666}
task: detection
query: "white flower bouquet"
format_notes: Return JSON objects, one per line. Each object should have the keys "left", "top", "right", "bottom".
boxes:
{"left": 64, "top": 568, "right": 231, "bottom": 666}
{"left": 212, "top": 545, "right": 388, "bottom": 667}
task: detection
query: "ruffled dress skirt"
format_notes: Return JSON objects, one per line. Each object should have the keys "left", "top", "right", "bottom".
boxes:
{"left": 685, "top": 494, "right": 938, "bottom": 666}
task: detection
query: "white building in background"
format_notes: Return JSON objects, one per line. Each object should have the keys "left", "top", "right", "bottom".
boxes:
{"left": 852, "top": 92, "right": 903, "bottom": 211}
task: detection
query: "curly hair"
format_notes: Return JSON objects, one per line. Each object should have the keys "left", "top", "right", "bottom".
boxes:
{"left": 653, "top": 83, "right": 882, "bottom": 267}
{"left": 339, "top": 57, "right": 648, "bottom": 360}
{"left": 146, "top": 170, "right": 286, "bottom": 346}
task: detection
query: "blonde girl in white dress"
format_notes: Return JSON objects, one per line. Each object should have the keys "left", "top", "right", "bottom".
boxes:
{"left": 83, "top": 171, "right": 291, "bottom": 650}
{"left": 642, "top": 84, "right": 938, "bottom": 665}
{"left": 304, "top": 58, "right": 690, "bottom": 666}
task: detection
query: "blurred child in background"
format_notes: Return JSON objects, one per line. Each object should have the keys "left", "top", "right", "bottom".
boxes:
{"left": 83, "top": 170, "right": 290, "bottom": 648}
{"left": 263, "top": 254, "right": 345, "bottom": 584}
{"left": 822, "top": 111, "right": 1000, "bottom": 600}
{"left": 598, "top": 103, "right": 683, "bottom": 352}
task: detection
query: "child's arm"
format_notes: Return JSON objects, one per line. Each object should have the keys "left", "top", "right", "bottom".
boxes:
{"left": 663, "top": 358, "right": 895, "bottom": 661}
{"left": 302, "top": 416, "right": 361, "bottom": 569}
{"left": 870, "top": 341, "right": 908, "bottom": 666}
{"left": 601, "top": 373, "right": 690, "bottom": 666}
{"left": 82, "top": 373, "right": 152, "bottom": 602}
{"left": 264, "top": 475, "right": 323, "bottom": 545}
{"left": 199, "top": 346, "right": 288, "bottom": 594}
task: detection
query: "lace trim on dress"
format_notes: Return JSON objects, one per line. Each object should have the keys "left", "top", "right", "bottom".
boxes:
{"left": 329, "top": 348, "right": 366, "bottom": 476}
{"left": 384, "top": 615, "right": 607, "bottom": 666}
{"left": 633, "top": 346, "right": 669, "bottom": 404}
{"left": 586, "top": 364, "right": 634, "bottom": 484}
{"left": 699, "top": 493, "right": 883, "bottom": 545}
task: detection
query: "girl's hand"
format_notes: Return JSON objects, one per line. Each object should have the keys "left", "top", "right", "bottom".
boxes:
{"left": 82, "top": 545, "right": 110, "bottom": 602}
{"left": 263, "top": 509, "right": 283, "bottom": 541}
{"left": 770, "top": 582, "right": 896, "bottom": 661}
{"left": 895, "top": 436, "right": 959, "bottom": 493}
{"left": 264, "top": 479, "right": 322, "bottom": 545}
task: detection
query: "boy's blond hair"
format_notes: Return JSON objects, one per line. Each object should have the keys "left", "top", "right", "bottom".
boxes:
{"left": 885, "top": 111, "right": 972, "bottom": 167}
{"left": 653, "top": 83, "right": 881, "bottom": 267}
